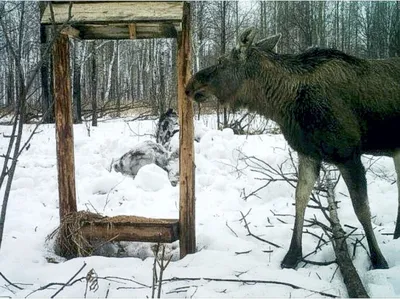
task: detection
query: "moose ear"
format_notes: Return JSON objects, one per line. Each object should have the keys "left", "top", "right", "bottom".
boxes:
{"left": 237, "top": 27, "right": 258, "bottom": 55}
{"left": 256, "top": 34, "right": 281, "bottom": 52}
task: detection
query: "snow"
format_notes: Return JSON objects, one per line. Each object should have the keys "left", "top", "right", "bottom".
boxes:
{"left": 134, "top": 164, "right": 171, "bottom": 192}
{"left": 1, "top": 116, "right": 400, "bottom": 298}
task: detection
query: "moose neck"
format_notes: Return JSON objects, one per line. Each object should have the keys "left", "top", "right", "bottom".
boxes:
{"left": 238, "top": 60, "right": 300, "bottom": 127}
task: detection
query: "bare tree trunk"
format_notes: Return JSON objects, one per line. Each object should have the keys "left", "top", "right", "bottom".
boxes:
{"left": 158, "top": 42, "right": 166, "bottom": 115}
{"left": 220, "top": 1, "right": 228, "bottom": 128}
{"left": 40, "top": 25, "right": 54, "bottom": 123}
{"left": 6, "top": 56, "right": 15, "bottom": 109}
{"left": 0, "top": 2, "right": 28, "bottom": 249}
{"left": 90, "top": 41, "right": 97, "bottom": 126}
{"left": 73, "top": 40, "right": 82, "bottom": 123}
{"left": 104, "top": 41, "right": 117, "bottom": 111}
{"left": 216, "top": 102, "right": 220, "bottom": 129}
{"left": 389, "top": 1, "right": 400, "bottom": 57}
{"left": 260, "top": 1, "right": 266, "bottom": 37}
{"left": 115, "top": 41, "right": 121, "bottom": 117}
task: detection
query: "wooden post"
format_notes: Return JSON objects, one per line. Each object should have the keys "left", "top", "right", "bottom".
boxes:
{"left": 128, "top": 23, "right": 137, "bottom": 39}
{"left": 53, "top": 33, "right": 77, "bottom": 221}
{"left": 178, "top": 2, "right": 195, "bottom": 258}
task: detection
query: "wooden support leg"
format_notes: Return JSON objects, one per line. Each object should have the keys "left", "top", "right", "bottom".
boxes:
{"left": 53, "top": 33, "right": 77, "bottom": 221}
{"left": 178, "top": 2, "right": 195, "bottom": 258}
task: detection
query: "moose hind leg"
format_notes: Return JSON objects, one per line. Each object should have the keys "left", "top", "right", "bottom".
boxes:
{"left": 339, "top": 158, "right": 389, "bottom": 269}
{"left": 281, "top": 155, "right": 320, "bottom": 269}
{"left": 393, "top": 150, "right": 400, "bottom": 239}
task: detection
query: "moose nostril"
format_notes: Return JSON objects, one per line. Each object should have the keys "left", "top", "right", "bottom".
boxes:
{"left": 185, "top": 89, "right": 190, "bottom": 96}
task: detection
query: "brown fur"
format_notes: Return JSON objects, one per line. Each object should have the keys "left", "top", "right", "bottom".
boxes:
{"left": 186, "top": 28, "right": 400, "bottom": 270}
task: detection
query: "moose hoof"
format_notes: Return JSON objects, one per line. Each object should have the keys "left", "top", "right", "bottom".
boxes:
{"left": 281, "top": 251, "right": 302, "bottom": 269}
{"left": 371, "top": 254, "right": 389, "bottom": 270}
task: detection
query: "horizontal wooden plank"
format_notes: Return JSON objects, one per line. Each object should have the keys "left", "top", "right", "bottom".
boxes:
{"left": 72, "top": 22, "right": 179, "bottom": 39}
{"left": 80, "top": 215, "right": 179, "bottom": 243}
{"left": 61, "top": 25, "right": 80, "bottom": 38}
{"left": 41, "top": 1, "right": 184, "bottom": 24}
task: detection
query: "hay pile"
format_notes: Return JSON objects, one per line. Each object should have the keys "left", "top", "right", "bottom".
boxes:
{"left": 50, "top": 211, "right": 105, "bottom": 259}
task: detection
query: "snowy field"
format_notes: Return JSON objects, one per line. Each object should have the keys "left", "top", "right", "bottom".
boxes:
{"left": 1, "top": 115, "right": 400, "bottom": 298}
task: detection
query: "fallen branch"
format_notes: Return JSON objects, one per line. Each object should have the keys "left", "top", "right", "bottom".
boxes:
{"left": 225, "top": 221, "right": 238, "bottom": 237}
{"left": 51, "top": 262, "right": 87, "bottom": 298}
{"left": 162, "top": 277, "right": 337, "bottom": 298}
{"left": 235, "top": 250, "right": 252, "bottom": 255}
{"left": 240, "top": 211, "right": 281, "bottom": 248}
{"left": 302, "top": 259, "right": 336, "bottom": 266}
{"left": 0, "top": 272, "right": 24, "bottom": 290}
{"left": 25, "top": 273, "right": 150, "bottom": 298}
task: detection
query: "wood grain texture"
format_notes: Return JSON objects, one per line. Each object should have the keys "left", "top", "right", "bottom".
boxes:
{"left": 53, "top": 34, "right": 77, "bottom": 221}
{"left": 80, "top": 216, "right": 179, "bottom": 243}
{"left": 128, "top": 23, "right": 137, "bottom": 39}
{"left": 71, "top": 22, "right": 180, "bottom": 39}
{"left": 41, "top": 2, "right": 184, "bottom": 24}
{"left": 178, "top": 2, "right": 195, "bottom": 259}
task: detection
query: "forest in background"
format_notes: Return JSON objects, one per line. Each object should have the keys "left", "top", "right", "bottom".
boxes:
{"left": 0, "top": 1, "right": 399, "bottom": 125}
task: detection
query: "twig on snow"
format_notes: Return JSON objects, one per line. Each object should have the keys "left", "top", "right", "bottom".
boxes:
{"left": 162, "top": 277, "right": 338, "bottom": 298}
{"left": 235, "top": 250, "right": 252, "bottom": 255}
{"left": 240, "top": 211, "right": 281, "bottom": 248}
{"left": 84, "top": 269, "right": 99, "bottom": 298}
{"left": 51, "top": 262, "right": 87, "bottom": 298}
{"left": 0, "top": 272, "right": 23, "bottom": 290}
{"left": 225, "top": 221, "right": 238, "bottom": 237}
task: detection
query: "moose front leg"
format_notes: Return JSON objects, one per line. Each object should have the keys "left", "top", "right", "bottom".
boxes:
{"left": 281, "top": 155, "right": 320, "bottom": 269}
{"left": 393, "top": 150, "right": 400, "bottom": 239}
{"left": 339, "top": 158, "right": 389, "bottom": 269}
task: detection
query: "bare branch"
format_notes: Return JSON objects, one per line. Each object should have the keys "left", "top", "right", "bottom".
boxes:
{"left": 162, "top": 277, "right": 338, "bottom": 298}
{"left": 240, "top": 211, "right": 281, "bottom": 248}
{"left": 0, "top": 272, "right": 23, "bottom": 290}
{"left": 51, "top": 262, "right": 87, "bottom": 298}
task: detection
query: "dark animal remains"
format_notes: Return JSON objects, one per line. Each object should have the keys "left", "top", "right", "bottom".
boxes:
{"left": 185, "top": 28, "right": 400, "bottom": 270}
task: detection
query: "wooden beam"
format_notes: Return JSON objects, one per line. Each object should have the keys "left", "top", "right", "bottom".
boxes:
{"left": 178, "top": 2, "right": 195, "bottom": 259}
{"left": 128, "top": 23, "right": 137, "bottom": 39}
{"left": 80, "top": 215, "right": 179, "bottom": 243}
{"left": 61, "top": 25, "right": 80, "bottom": 39}
{"left": 53, "top": 34, "right": 77, "bottom": 221}
{"left": 41, "top": 2, "right": 184, "bottom": 24}
{"left": 70, "top": 23, "right": 180, "bottom": 40}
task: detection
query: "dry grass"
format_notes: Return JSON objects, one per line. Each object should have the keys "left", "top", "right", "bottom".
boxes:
{"left": 48, "top": 211, "right": 178, "bottom": 259}
{"left": 48, "top": 211, "right": 105, "bottom": 259}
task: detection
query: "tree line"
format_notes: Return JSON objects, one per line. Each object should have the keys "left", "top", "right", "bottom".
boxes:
{"left": 0, "top": 1, "right": 399, "bottom": 124}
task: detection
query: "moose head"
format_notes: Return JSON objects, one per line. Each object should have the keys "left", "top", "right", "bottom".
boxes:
{"left": 185, "top": 28, "right": 281, "bottom": 107}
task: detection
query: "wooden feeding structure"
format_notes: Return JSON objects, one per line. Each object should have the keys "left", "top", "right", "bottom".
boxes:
{"left": 40, "top": 1, "right": 195, "bottom": 258}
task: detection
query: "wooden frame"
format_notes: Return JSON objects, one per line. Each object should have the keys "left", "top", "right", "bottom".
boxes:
{"left": 41, "top": 2, "right": 183, "bottom": 40}
{"left": 42, "top": 1, "right": 195, "bottom": 258}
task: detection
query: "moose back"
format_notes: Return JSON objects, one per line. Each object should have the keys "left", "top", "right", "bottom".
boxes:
{"left": 185, "top": 28, "right": 400, "bottom": 270}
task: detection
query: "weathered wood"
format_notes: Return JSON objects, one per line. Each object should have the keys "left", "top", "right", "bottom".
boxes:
{"left": 41, "top": 2, "right": 183, "bottom": 24}
{"left": 80, "top": 215, "right": 179, "bottom": 243}
{"left": 61, "top": 25, "right": 80, "bottom": 39}
{"left": 178, "top": 2, "right": 195, "bottom": 259}
{"left": 53, "top": 34, "right": 77, "bottom": 221}
{"left": 71, "top": 22, "right": 180, "bottom": 40}
{"left": 128, "top": 23, "right": 137, "bottom": 39}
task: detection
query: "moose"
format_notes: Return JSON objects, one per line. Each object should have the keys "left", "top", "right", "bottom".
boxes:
{"left": 185, "top": 28, "right": 400, "bottom": 270}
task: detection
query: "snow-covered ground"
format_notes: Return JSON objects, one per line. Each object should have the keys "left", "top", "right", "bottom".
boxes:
{"left": 1, "top": 116, "right": 400, "bottom": 298}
